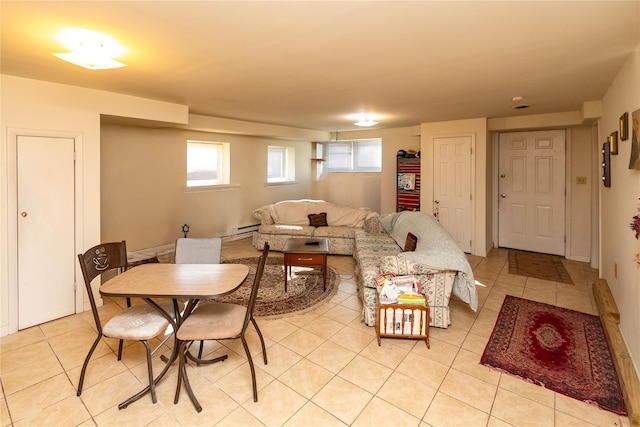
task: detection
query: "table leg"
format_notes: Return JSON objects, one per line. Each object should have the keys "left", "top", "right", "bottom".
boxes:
{"left": 322, "top": 256, "right": 327, "bottom": 292}
{"left": 284, "top": 258, "right": 289, "bottom": 292}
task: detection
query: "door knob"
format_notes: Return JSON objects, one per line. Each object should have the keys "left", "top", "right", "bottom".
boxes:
{"left": 500, "top": 193, "right": 507, "bottom": 199}
{"left": 20, "top": 211, "right": 27, "bottom": 217}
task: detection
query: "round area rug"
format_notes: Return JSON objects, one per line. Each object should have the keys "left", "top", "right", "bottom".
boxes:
{"left": 218, "top": 256, "right": 339, "bottom": 318}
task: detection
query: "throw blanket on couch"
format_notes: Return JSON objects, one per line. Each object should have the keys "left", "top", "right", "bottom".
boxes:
{"left": 380, "top": 212, "right": 478, "bottom": 312}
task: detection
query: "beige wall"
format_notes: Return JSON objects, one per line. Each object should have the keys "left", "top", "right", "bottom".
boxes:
{"left": 567, "top": 126, "right": 593, "bottom": 262}
{"left": 0, "top": 75, "right": 188, "bottom": 334}
{"left": 101, "top": 125, "right": 314, "bottom": 250}
{"left": 319, "top": 126, "right": 420, "bottom": 215}
{"left": 599, "top": 44, "right": 640, "bottom": 371}
{"left": 102, "top": 124, "right": 421, "bottom": 252}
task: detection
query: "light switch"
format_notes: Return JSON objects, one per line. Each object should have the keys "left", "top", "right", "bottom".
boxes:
{"left": 576, "top": 176, "right": 587, "bottom": 184}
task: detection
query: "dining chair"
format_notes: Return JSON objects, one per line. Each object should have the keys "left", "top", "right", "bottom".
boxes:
{"left": 174, "top": 236, "right": 223, "bottom": 358}
{"left": 174, "top": 243, "right": 270, "bottom": 412}
{"left": 174, "top": 237, "right": 222, "bottom": 264}
{"left": 77, "top": 241, "right": 175, "bottom": 403}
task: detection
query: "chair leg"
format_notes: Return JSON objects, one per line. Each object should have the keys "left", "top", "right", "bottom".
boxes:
{"left": 141, "top": 340, "right": 157, "bottom": 404}
{"left": 197, "top": 340, "right": 204, "bottom": 359}
{"left": 117, "top": 339, "right": 124, "bottom": 360}
{"left": 241, "top": 335, "right": 258, "bottom": 402}
{"left": 175, "top": 340, "right": 202, "bottom": 412}
{"left": 77, "top": 334, "right": 102, "bottom": 396}
{"left": 251, "top": 317, "right": 268, "bottom": 365}
{"left": 174, "top": 341, "right": 184, "bottom": 404}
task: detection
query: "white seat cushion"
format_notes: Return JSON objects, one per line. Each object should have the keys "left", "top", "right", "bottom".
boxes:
{"left": 103, "top": 303, "right": 170, "bottom": 341}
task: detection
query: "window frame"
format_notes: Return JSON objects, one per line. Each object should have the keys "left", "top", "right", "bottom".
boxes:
{"left": 186, "top": 140, "right": 230, "bottom": 188}
{"left": 323, "top": 138, "right": 382, "bottom": 173}
{"left": 267, "top": 145, "right": 296, "bottom": 183}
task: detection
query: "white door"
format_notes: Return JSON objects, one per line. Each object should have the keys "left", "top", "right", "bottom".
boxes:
{"left": 433, "top": 135, "right": 472, "bottom": 253}
{"left": 498, "top": 130, "right": 566, "bottom": 255}
{"left": 17, "top": 136, "right": 76, "bottom": 329}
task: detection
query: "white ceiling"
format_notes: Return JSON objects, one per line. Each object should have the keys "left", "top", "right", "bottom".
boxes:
{"left": 2, "top": 1, "right": 639, "bottom": 131}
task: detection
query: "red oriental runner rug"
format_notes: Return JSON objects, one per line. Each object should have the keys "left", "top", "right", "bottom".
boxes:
{"left": 481, "top": 295, "right": 627, "bottom": 415}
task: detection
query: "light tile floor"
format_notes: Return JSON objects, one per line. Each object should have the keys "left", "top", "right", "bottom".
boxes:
{"left": 0, "top": 239, "right": 630, "bottom": 427}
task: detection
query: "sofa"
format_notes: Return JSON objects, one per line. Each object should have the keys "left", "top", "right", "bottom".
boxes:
{"left": 354, "top": 211, "right": 478, "bottom": 328}
{"left": 252, "top": 199, "right": 379, "bottom": 255}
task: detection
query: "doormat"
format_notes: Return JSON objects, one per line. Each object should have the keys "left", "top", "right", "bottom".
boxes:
{"left": 481, "top": 295, "right": 627, "bottom": 415}
{"left": 509, "top": 249, "right": 573, "bottom": 284}
{"left": 218, "top": 257, "right": 339, "bottom": 318}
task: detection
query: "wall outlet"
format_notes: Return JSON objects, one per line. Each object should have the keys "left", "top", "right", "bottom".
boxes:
{"left": 576, "top": 176, "right": 587, "bottom": 184}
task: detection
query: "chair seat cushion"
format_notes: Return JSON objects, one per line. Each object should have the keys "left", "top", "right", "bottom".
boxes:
{"left": 103, "top": 303, "right": 170, "bottom": 341}
{"left": 177, "top": 302, "right": 246, "bottom": 341}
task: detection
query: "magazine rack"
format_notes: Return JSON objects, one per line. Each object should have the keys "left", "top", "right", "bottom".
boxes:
{"left": 376, "top": 292, "right": 430, "bottom": 348}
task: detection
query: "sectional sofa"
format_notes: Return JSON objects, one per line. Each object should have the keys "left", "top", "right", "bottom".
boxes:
{"left": 252, "top": 200, "right": 477, "bottom": 329}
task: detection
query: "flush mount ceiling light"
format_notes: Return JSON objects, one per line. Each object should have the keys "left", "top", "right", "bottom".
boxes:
{"left": 52, "top": 29, "right": 127, "bottom": 70}
{"left": 353, "top": 114, "right": 380, "bottom": 127}
{"left": 511, "top": 95, "right": 530, "bottom": 110}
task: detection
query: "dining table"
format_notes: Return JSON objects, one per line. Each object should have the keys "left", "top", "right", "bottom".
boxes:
{"left": 99, "top": 262, "right": 250, "bottom": 409}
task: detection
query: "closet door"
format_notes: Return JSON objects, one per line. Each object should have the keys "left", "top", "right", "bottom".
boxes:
{"left": 433, "top": 135, "right": 472, "bottom": 253}
{"left": 17, "top": 135, "right": 76, "bottom": 329}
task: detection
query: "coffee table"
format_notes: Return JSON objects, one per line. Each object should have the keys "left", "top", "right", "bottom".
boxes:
{"left": 282, "top": 237, "right": 329, "bottom": 292}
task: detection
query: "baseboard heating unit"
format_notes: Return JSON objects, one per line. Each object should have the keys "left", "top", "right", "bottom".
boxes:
{"left": 222, "top": 223, "right": 260, "bottom": 242}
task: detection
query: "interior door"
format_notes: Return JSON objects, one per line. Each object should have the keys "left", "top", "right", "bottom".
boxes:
{"left": 433, "top": 135, "right": 472, "bottom": 253}
{"left": 498, "top": 130, "right": 566, "bottom": 255}
{"left": 17, "top": 135, "right": 76, "bottom": 329}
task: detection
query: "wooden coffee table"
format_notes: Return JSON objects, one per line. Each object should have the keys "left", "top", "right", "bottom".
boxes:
{"left": 282, "top": 237, "right": 329, "bottom": 292}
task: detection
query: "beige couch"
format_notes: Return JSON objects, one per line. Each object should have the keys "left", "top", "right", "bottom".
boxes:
{"left": 251, "top": 199, "right": 379, "bottom": 255}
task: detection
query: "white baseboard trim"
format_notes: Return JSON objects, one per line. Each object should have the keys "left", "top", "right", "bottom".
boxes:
{"left": 566, "top": 255, "right": 590, "bottom": 263}
{"left": 128, "top": 243, "right": 175, "bottom": 263}
{"left": 0, "top": 325, "right": 9, "bottom": 337}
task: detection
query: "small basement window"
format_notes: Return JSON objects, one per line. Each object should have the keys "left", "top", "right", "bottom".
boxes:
{"left": 186, "top": 140, "right": 230, "bottom": 187}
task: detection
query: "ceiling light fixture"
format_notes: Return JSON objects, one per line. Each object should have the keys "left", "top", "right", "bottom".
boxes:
{"left": 52, "top": 29, "right": 127, "bottom": 70}
{"left": 354, "top": 114, "right": 379, "bottom": 127}
{"left": 510, "top": 95, "right": 530, "bottom": 109}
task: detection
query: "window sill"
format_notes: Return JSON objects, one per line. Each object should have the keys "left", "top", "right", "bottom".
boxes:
{"left": 266, "top": 181, "right": 299, "bottom": 187}
{"left": 184, "top": 184, "right": 240, "bottom": 193}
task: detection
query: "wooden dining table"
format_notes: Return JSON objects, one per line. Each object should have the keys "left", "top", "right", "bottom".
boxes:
{"left": 99, "top": 263, "right": 250, "bottom": 409}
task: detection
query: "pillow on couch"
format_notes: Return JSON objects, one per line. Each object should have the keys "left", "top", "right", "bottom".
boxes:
{"left": 308, "top": 212, "right": 328, "bottom": 227}
{"left": 404, "top": 232, "right": 418, "bottom": 251}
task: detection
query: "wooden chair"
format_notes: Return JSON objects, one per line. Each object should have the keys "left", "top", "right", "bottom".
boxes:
{"left": 76, "top": 241, "right": 174, "bottom": 403}
{"left": 174, "top": 237, "right": 222, "bottom": 264}
{"left": 174, "top": 243, "right": 270, "bottom": 412}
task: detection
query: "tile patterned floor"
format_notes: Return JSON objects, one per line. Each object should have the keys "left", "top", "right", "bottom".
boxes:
{"left": 0, "top": 239, "right": 630, "bottom": 427}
